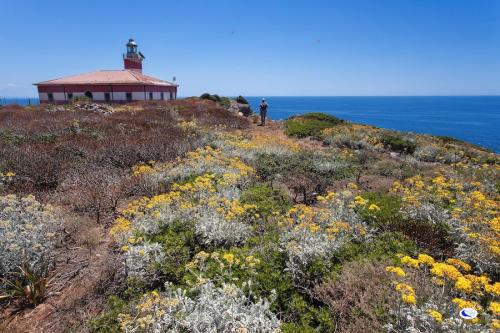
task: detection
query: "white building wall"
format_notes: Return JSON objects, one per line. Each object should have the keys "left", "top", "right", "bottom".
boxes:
{"left": 52, "top": 92, "right": 65, "bottom": 101}
{"left": 92, "top": 92, "right": 105, "bottom": 101}
{"left": 38, "top": 87, "right": 175, "bottom": 103}
{"left": 132, "top": 92, "right": 145, "bottom": 100}
{"left": 39, "top": 92, "right": 48, "bottom": 101}
{"left": 113, "top": 92, "right": 126, "bottom": 101}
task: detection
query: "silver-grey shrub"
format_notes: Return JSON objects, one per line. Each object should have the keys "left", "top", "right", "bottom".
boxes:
{"left": 0, "top": 195, "right": 60, "bottom": 281}
{"left": 120, "top": 281, "right": 281, "bottom": 333}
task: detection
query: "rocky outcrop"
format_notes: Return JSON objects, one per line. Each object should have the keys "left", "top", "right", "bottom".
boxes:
{"left": 46, "top": 103, "right": 115, "bottom": 115}
{"left": 75, "top": 103, "right": 115, "bottom": 115}
{"left": 228, "top": 100, "right": 252, "bottom": 116}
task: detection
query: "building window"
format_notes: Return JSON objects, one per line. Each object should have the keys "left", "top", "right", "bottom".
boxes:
{"left": 67, "top": 93, "right": 73, "bottom": 101}
{"left": 126, "top": 92, "right": 132, "bottom": 102}
{"left": 170, "top": 92, "right": 173, "bottom": 100}
{"left": 160, "top": 92, "right": 164, "bottom": 100}
{"left": 149, "top": 92, "right": 153, "bottom": 100}
{"left": 105, "top": 93, "right": 111, "bottom": 102}
{"left": 48, "top": 93, "right": 54, "bottom": 103}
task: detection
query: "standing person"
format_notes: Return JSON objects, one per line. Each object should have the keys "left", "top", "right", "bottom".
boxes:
{"left": 259, "top": 98, "right": 268, "bottom": 126}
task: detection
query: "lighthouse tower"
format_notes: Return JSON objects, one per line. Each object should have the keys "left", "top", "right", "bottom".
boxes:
{"left": 123, "top": 38, "right": 145, "bottom": 73}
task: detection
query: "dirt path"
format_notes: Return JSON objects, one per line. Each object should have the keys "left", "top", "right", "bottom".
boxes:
{"left": 240, "top": 119, "right": 326, "bottom": 150}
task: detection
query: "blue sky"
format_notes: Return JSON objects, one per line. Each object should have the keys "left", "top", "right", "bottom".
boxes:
{"left": 1, "top": 0, "right": 499, "bottom": 97}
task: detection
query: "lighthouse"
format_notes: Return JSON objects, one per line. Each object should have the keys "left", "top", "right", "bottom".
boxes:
{"left": 34, "top": 39, "right": 178, "bottom": 104}
{"left": 123, "top": 39, "right": 145, "bottom": 73}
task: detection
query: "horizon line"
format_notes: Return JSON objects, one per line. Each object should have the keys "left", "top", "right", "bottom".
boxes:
{"left": 2, "top": 94, "right": 500, "bottom": 99}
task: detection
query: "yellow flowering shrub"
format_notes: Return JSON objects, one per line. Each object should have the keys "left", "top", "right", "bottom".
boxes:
{"left": 0, "top": 171, "right": 15, "bottom": 189}
{"left": 132, "top": 162, "right": 155, "bottom": 177}
{"left": 395, "top": 283, "right": 417, "bottom": 305}
{"left": 184, "top": 249, "right": 262, "bottom": 288}
{"left": 281, "top": 191, "right": 368, "bottom": 281}
{"left": 385, "top": 266, "right": 406, "bottom": 277}
{"left": 386, "top": 254, "right": 498, "bottom": 331}
{"left": 426, "top": 309, "right": 443, "bottom": 322}
{"left": 400, "top": 255, "right": 420, "bottom": 268}
{"left": 391, "top": 173, "right": 499, "bottom": 274}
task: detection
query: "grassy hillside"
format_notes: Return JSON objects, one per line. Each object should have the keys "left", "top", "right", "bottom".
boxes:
{"left": 0, "top": 101, "right": 498, "bottom": 332}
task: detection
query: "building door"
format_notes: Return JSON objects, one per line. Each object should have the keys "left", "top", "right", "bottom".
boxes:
{"left": 105, "top": 93, "right": 111, "bottom": 102}
{"left": 84, "top": 91, "right": 93, "bottom": 100}
{"left": 48, "top": 93, "right": 54, "bottom": 103}
{"left": 126, "top": 92, "right": 132, "bottom": 102}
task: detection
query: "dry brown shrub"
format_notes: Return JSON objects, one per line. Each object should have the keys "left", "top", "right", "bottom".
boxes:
{"left": 174, "top": 99, "right": 250, "bottom": 129}
{"left": 58, "top": 166, "right": 132, "bottom": 224}
{"left": 314, "top": 260, "right": 397, "bottom": 333}
{"left": 283, "top": 172, "right": 328, "bottom": 204}
{"left": 387, "top": 219, "right": 455, "bottom": 257}
{"left": 0, "top": 106, "right": 204, "bottom": 199}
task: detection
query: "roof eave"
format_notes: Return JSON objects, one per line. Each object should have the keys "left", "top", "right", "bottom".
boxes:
{"left": 35, "top": 82, "right": 177, "bottom": 86}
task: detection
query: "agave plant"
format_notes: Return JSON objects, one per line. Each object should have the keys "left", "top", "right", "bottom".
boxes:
{"left": 0, "top": 262, "right": 50, "bottom": 307}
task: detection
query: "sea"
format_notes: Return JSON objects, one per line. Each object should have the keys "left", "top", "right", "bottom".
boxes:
{"left": 246, "top": 96, "right": 500, "bottom": 153}
{"left": 2, "top": 96, "right": 499, "bottom": 153}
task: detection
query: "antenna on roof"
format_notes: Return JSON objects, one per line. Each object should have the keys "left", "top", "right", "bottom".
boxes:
{"left": 173, "top": 76, "right": 176, "bottom": 82}
{"left": 139, "top": 52, "right": 146, "bottom": 60}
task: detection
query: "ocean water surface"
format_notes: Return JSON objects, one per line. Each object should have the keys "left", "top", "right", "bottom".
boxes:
{"left": 247, "top": 96, "right": 500, "bottom": 153}
{"left": 2, "top": 96, "right": 499, "bottom": 152}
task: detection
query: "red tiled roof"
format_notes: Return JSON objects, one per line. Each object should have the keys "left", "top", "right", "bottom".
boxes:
{"left": 35, "top": 70, "right": 177, "bottom": 86}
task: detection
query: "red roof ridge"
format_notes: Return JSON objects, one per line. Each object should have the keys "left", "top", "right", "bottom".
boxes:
{"left": 34, "top": 70, "right": 101, "bottom": 85}
{"left": 34, "top": 69, "right": 177, "bottom": 86}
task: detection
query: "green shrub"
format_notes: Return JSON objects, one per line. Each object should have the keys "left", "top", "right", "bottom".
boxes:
{"left": 284, "top": 113, "right": 344, "bottom": 138}
{"left": 436, "top": 135, "right": 463, "bottom": 145}
{"left": 381, "top": 134, "right": 417, "bottom": 154}
{"left": 88, "top": 295, "right": 127, "bottom": 333}
{"left": 250, "top": 248, "right": 334, "bottom": 332}
{"left": 357, "top": 192, "right": 402, "bottom": 228}
{"left": 300, "top": 113, "right": 344, "bottom": 124}
{"left": 240, "top": 183, "right": 291, "bottom": 218}
{"left": 0, "top": 130, "right": 26, "bottom": 145}
{"left": 334, "top": 232, "right": 417, "bottom": 265}
{"left": 254, "top": 153, "right": 288, "bottom": 181}
{"left": 252, "top": 248, "right": 293, "bottom": 301}
{"left": 235, "top": 95, "right": 249, "bottom": 104}
{"left": 399, "top": 163, "right": 420, "bottom": 180}
{"left": 219, "top": 96, "right": 231, "bottom": 109}
{"left": 200, "top": 93, "right": 221, "bottom": 102}
{"left": 182, "top": 246, "right": 263, "bottom": 290}
{"left": 148, "top": 220, "right": 199, "bottom": 283}
{"left": 281, "top": 293, "right": 334, "bottom": 333}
